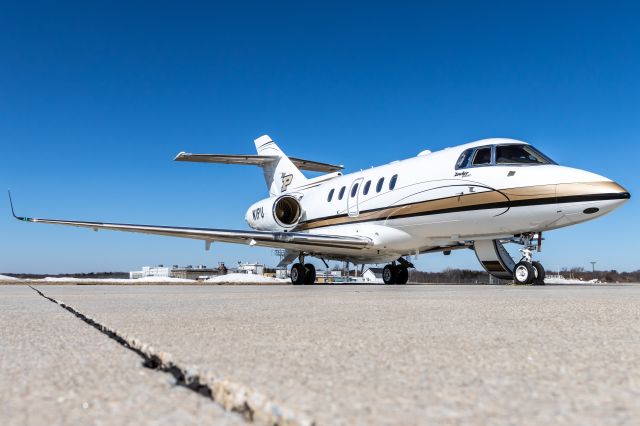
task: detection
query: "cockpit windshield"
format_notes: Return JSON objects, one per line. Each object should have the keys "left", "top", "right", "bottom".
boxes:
{"left": 455, "top": 144, "right": 555, "bottom": 169}
{"left": 495, "top": 144, "right": 555, "bottom": 165}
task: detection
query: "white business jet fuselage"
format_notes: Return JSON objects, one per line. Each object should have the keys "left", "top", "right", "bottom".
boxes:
{"left": 11, "top": 135, "right": 629, "bottom": 285}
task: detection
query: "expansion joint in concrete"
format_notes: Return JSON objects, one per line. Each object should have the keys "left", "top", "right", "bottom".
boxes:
{"left": 28, "top": 286, "right": 314, "bottom": 426}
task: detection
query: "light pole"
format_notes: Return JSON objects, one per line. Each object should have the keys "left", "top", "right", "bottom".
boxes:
{"left": 590, "top": 261, "right": 596, "bottom": 273}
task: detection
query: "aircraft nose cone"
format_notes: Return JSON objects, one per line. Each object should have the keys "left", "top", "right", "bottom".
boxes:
{"left": 611, "top": 181, "right": 631, "bottom": 200}
{"left": 555, "top": 174, "right": 630, "bottom": 223}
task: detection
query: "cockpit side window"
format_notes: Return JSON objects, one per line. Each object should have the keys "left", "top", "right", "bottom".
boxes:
{"left": 472, "top": 147, "right": 492, "bottom": 166}
{"left": 456, "top": 148, "right": 474, "bottom": 169}
{"left": 495, "top": 144, "right": 555, "bottom": 165}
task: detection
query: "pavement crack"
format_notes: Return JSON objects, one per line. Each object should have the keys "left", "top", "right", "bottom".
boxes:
{"left": 29, "top": 286, "right": 314, "bottom": 426}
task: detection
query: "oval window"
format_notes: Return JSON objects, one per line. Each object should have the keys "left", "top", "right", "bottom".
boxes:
{"left": 389, "top": 174, "right": 398, "bottom": 190}
{"left": 351, "top": 183, "right": 359, "bottom": 198}
{"left": 338, "top": 186, "right": 346, "bottom": 200}
{"left": 363, "top": 180, "right": 371, "bottom": 195}
{"left": 376, "top": 178, "right": 385, "bottom": 193}
{"left": 327, "top": 189, "right": 334, "bottom": 202}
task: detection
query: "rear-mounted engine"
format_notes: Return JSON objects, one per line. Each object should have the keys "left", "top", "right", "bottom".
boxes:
{"left": 245, "top": 194, "right": 304, "bottom": 231}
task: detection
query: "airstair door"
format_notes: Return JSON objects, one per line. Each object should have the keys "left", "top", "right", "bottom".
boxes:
{"left": 347, "top": 178, "right": 364, "bottom": 217}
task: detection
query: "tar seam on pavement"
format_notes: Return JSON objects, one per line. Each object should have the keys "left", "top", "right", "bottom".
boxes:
{"left": 28, "top": 286, "right": 315, "bottom": 426}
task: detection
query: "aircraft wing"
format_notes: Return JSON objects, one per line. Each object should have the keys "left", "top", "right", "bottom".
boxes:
{"left": 8, "top": 195, "right": 370, "bottom": 251}
{"left": 174, "top": 152, "right": 343, "bottom": 173}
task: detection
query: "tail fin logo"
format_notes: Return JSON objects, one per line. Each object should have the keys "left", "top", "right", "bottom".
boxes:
{"left": 281, "top": 173, "right": 293, "bottom": 192}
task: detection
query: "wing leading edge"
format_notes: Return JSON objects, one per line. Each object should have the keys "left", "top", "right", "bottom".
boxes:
{"left": 8, "top": 192, "right": 370, "bottom": 252}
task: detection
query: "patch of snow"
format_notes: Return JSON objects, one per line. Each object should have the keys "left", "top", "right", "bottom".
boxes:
{"left": 0, "top": 274, "right": 20, "bottom": 281}
{"left": 133, "top": 276, "right": 196, "bottom": 283}
{"left": 35, "top": 276, "right": 196, "bottom": 283}
{"left": 206, "top": 273, "right": 287, "bottom": 284}
{"left": 544, "top": 275, "right": 587, "bottom": 284}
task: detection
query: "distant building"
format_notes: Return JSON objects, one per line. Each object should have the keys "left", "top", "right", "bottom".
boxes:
{"left": 237, "top": 262, "right": 265, "bottom": 275}
{"left": 171, "top": 263, "right": 227, "bottom": 280}
{"left": 362, "top": 268, "right": 384, "bottom": 283}
{"left": 314, "top": 269, "right": 346, "bottom": 284}
{"left": 129, "top": 263, "right": 227, "bottom": 280}
{"left": 129, "top": 265, "right": 171, "bottom": 279}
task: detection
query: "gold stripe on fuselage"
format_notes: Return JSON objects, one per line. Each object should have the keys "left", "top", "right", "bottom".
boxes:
{"left": 295, "top": 181, "right": 623, "bottom": 231}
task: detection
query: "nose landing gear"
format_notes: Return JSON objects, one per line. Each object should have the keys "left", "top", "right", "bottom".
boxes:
{"left": 513, "top": 234, "right": 546, "bottom": 285}
{"left": 475, "top": 234, "right": 546, "bottom": 285}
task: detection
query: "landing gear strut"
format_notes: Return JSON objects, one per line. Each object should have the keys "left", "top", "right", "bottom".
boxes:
{"left": 382, "top": 258, "right": 412, "bottom": 285}
{"left": 290, "top": 254, "right": 316, "bottom": 285}
{"left": 512, "top": 233, "right": 546, "bottom": 285}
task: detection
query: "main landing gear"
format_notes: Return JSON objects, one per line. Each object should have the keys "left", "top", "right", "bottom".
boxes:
{"left": 513, "top": 234, "right": 546, "bottom": 285}
{"left": 382, "top": 258, "right": 412, "bottom": 285}
{"left": 290, "top": 255, "right": 316, "bottom": 285}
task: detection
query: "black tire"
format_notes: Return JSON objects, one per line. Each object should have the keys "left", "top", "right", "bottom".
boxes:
{"left": 513, "top": 261, "right": 535, "bottom": 285}
{"left": 382, "top": 264, "right": 397, "bottom": 284}
{"left": 532, "top": 261, "right": 546, "bottom": 285}
{"left": 304, "top": 264, "right": 316, "bottom": 285}
{"left": 396, "top": 266, "right": 409, "bottom": 284}
{"left": 290, "top": 263, "right": 306, "bottom": 285}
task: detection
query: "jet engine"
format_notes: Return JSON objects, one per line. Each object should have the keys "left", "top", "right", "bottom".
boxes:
{"left": 245, "top": 194, "right": 304, "bottom": 231}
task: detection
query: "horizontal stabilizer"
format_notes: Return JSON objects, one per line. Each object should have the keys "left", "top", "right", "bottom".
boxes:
{"left": 289, "top": 157, "right": 344, "bottom": 173}
{"left": 174, "top": 152, "right": 343, "bottom": 173}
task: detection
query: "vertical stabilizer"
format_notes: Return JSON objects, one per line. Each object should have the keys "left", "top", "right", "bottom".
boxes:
{"left": 254, "top": 135, "right": 306, "bottom": 196}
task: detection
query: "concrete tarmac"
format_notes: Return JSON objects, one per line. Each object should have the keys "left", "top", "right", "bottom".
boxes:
{"left": 2, "top": 284, "right": 640, "bottom": 425}
{"left": 0, "top": 286, "right": 244, "bottom": 426}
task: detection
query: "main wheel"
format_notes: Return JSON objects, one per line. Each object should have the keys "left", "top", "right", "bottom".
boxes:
{"left": 304, "top": 264, "right": 316, "bottom": 284}
{"left": 532, "top": 261, "right": 546, "bottom": 285}
{"left": 382, "top": 264, "right": 397, "bottom": 284}
{"left": 513, "top": 261, "right": 535, "bottom": 285}
{"left": 396, "top": 266, "right": 409, "bottom": 284}
{"left": 290, "top": 263, "right": 306, "bottom": 285}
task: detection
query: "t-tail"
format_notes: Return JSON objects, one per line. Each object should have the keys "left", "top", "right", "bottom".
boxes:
{"left": 174, "top": 134, "right": 343, "bottom": 196}
{"left": 253, "top": 135, "right": 306, "bottom": 196}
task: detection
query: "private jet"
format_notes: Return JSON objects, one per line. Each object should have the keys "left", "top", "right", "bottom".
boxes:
{"left": 9, "top": 135, "right": 630, "bottom": 285}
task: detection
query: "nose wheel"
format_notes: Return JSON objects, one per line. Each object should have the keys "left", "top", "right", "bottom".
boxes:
{"left": 512, "top": 235, "right": 546, "bottom": 285}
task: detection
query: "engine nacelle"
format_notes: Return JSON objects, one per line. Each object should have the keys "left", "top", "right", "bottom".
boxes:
{"left": 245, "top": 194, "right": 304, "bottom": 231}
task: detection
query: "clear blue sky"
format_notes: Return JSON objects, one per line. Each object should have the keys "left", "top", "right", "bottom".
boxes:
{"left": 1, "top": 1, "right": 638, "bottom": 273}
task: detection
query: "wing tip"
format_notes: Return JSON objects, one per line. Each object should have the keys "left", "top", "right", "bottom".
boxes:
{"left": 174, "top": 152, "right": 189, "bottom": 161}
{"left": 7, "top": 190, "right": 32, "bottom": 222}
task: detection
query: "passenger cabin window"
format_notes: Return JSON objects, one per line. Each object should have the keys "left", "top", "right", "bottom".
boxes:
{"left": 327, "top": 189, "right": 334, "bottom": 202}
{"left": 456, "top": 148, "right": 474, "bottom": 169}
{"left": 338, "top": 186, "right": 346, "bottom": 200}
{"left": 376, "top": 177, "right": 384, "bottom": 193}
{"left": 389, "top": 174, "right": 398, "bottom": 190}
{"left": 363, "top": 180, "right": 371, "bottom": 195}
{"left": 496, "top": 144, "right": 554, "bottom": 165}
{"left": 351, "top": 183, "right": 359, "bottom": 198}
{"left": 472, "top": 147, "right": 492, "bottom": 166}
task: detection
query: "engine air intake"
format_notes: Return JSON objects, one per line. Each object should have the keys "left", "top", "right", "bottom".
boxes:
{"left": 274, "top": 195, "right": 302, "bottom": 227}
